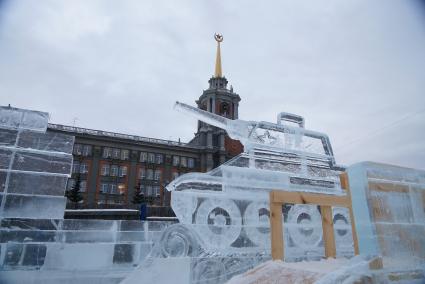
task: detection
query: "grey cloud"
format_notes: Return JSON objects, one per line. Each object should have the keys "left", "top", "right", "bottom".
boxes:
{"left": 0, "top": 0, "right": 424, "bottom": 169}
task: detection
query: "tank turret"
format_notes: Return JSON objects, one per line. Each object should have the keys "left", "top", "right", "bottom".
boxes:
{"left": 174, "top": 101, "right": 336, "bottom": 164}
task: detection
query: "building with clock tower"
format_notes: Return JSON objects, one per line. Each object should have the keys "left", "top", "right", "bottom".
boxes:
{"left": 189, "top": 34, "right": 243, "bottom": 171}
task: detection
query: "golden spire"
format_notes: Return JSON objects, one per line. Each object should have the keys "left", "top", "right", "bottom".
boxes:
{"left": 214, "top": 33, "right": 223, "bottom": 77}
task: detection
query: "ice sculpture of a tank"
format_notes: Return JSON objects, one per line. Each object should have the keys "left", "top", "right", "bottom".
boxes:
{"left": 163, "top": 102, "right": 352, "bottom": 259}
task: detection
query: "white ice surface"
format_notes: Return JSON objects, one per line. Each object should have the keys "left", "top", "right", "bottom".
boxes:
{"left": 121, "top": 258, "right": 191, "bottom": 284}
{"left": 0, "top": 106, "right": 49, "bottom": 132}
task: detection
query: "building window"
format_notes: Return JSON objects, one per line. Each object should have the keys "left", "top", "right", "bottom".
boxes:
{"left": 101, "top": 165, "right": 110, "bottom": 176}
{"left": 139, "top": 184, "right": 145, "bottom": 195}
{"left": 73, "top": 144, "right": 82, "bottom": 155}
{"left": 140, "top": 152, "right": 147, "bottom": 162}
{"left": 80, "top": 163, "right": 89, "bottom": 174}
{"left": 154, "top": 185, "right": 160, "bottom": 197}
{"left": 101, "top": 183, "right": 109, "bottom": 194}
{"left": 118, "top": 183, "right": 126, "bottom": 195}
{"left": 155, "top": 154, "right": 163, "bottom": 164}
{"left": 82, "top": 145, "right": 92, "bottom": 156}
{"left": 147, "top": 185, "right": 153, "bottom": 196}
{"left": 112, "top": 148, "right": 121, "bottom": 159}
{"left": 139, "top": 168, "right": 146, "bottom": 179}
{"left": 103, "top": 147, "right": 112, "bottom": 158}
{"left": 148, "top": 153, "right": 155, "bottom": 163}
{"left": 121, "top": 150, "right": 129, "bottom": 160}
{"left": 72, "top": 162, "right": 80, "bottom": 174}
{"left": 146, "top": 169, "right": 153, "bottom": 180}
{"left": 111, "top": 165, "right": 119, "bottom": 177}
{"left": 180, "top": 157, "right": 187, "bottom": 168}
{"left": 154, "top": 170, "right": 161, "bottom": 181}
{"left": 172, "top": 172, "right": 179, "bottom": 180}
{"left": 188, "top": 158, "right": 195, "bottom": 168}
{"left": 80, "top": 181, "right": 87, "bottom": 193}
{"left": 119, "top": 166, "right": 127, "bottom": 177}
{"left": 110, "top": 184, "right": 118, "bottom": 195}
{"left": 172, "top": 156, "right": 180, "bottom": 166}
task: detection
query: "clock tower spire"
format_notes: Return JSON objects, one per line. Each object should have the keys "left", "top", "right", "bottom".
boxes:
{"left": 190, "top": 34, "right": 243, "bottom": 171}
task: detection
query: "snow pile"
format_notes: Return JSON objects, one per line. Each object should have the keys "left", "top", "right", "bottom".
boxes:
{"left": 227, "top": 256, "right": 381, "bottom": 284}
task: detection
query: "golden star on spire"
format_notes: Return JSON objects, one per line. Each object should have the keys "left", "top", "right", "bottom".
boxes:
{"left": 214, "top": 33, "right": 223, "bottom": 77}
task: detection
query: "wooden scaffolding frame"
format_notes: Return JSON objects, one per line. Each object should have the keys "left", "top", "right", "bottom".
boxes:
{"left": 269, "top": 173, "right": 360, "bottom": 260}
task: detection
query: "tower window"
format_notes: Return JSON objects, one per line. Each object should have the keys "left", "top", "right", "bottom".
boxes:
{"left": 221, "top": 103, "right": 229, "bottom": 117}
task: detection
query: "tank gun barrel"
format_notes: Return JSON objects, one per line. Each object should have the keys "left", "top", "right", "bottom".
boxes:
{"left": 174, "top": 101, "right": 229, "bottom": 130}
{"left": 174, "top": 101, "right": 252, "bottom": 140}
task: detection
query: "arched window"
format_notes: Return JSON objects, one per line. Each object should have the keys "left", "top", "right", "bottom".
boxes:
{"left": 220, "top": 102, "right": 229, "bottom": 117}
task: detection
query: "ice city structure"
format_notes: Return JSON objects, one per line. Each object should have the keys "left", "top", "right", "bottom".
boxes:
{"left": 0, "top": 104, "right": 424, "bottom": 283}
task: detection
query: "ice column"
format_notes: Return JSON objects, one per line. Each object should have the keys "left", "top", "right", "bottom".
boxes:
{"left": 0, "top": 106, "right": 74, "bottom": 219}
{"left": 347, "top": 162, "right": 425, "bottom": 270}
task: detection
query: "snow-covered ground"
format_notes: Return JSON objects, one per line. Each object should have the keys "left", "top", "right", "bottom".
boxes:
{"left": 226, "top": 256, "right": 417, "bottom": 284}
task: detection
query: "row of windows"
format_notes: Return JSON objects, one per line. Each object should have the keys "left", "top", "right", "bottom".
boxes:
{"left": 83, "top": 146, "right": 196, "bottom": 169}
{"left": 100, "top": 183, "right": 126, "bottom": 195}
{"left": 103, "top": 148, "right": 130, "bottom": 160}
{"left": 72, "top": 162, "right": 89, "bottom": 174}
{"left": 101, "top": 165, "right": 128, "bottom": 177}
{"left": 172, "top": 156, "right": 195, "bottom": 168}
{"left": 140, "top": 152, "right": 163, "bottom": 164}
{"left": 140, "top": 152, "right": 195, "bottom": 168}
{"left": 138, "top": 168, "right": 161, "bottom": 180}
{"left": 138, "top": 185, "right": 161, "bottom": 197}
{"left": 69, "top": 170, "right": 180, "bottom": 193}
{"left": 73, "top": 144, "right": 92, "bottom": 156}
{"left": 74, "top": 162, "right": 192, "bottom": 177}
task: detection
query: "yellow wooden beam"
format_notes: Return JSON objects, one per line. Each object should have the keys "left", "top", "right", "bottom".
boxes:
{"left": 321, "top": 205, "right": 336, "bottom": 258}
{"left": 270, "top": 191, "right": 350, "bottom": 207}
{"left": 270, "top": 192, "right": 284, "bottom": 260}
{"left": 340, "top": 173, "right": 360, "bottom": 255}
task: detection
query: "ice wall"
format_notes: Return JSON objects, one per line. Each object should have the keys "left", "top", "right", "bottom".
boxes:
{"left": 347, "top": 162, "right": 425, "bottom": 270}
{"left": 0, "top": 105, "right": 74, "bottom": 219}
{"left": 0, "top": 218, "right": 174, "bottom": 283}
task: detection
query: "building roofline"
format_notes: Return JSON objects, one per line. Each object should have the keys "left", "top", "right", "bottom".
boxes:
{"left": 48, "top": 123, "right": 202, "bottom": 150}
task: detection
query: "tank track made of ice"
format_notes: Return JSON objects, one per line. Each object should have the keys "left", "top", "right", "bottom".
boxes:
{"left": 164, "top": 102, "right": 354, "bottom": 258}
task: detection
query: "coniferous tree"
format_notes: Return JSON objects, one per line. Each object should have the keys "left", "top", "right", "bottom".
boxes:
{"left": 65, "top": 173, "right": 83, "bottom": 209}
{"left": 132, "top": 182, "right": 157, "bottom": 206}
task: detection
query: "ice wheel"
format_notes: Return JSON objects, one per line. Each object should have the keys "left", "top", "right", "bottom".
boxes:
{"left": 287, "top": 204, "right": 322, "bottom": 248}
{"left": 195, "top": 198, "right": 242, "bottom": 249}
{"left": 243, "top": 201, "right": 270, "bottom": 247}
{"left": 159, "top": 224, "right": 200, "bottom": 257}
{"left": 191, "top": 258, "right": 226, "bottom": 284}
{"left": 333, "top": 207, "right": 352, "bottom": 244}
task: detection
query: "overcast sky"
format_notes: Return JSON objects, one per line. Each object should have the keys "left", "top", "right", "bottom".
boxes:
{"left": 0, "top": 0, "right": 424, "bottom": 169}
